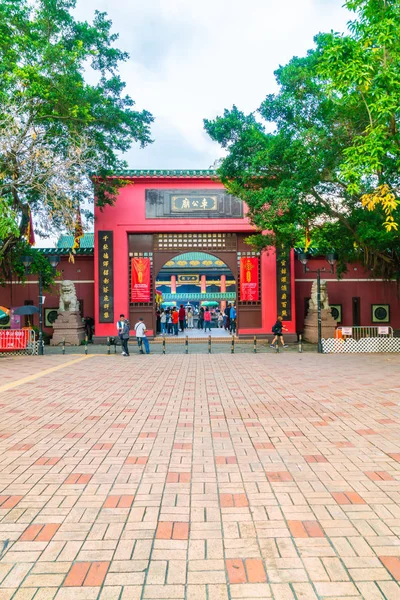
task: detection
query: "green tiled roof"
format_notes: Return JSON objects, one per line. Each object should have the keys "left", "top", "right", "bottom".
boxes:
{"left": 159, "top": 252, "right": 230, "bottom": 270}
{"left": 57, "top": 233, "right": 94, "bottom": 248}
{"left": 113, "top": 169, "right": 218, "bottom": 178}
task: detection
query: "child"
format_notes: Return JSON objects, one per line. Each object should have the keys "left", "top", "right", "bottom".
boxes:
{"left": 270, "top": 316, "right": 288, "bottom": 348}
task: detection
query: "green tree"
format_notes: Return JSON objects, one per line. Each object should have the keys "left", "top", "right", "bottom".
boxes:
{"left": 318, "top": 0, "right": 400, "bottom": 230}
{"left": 0, "top": 0, "right": 153, "bottom": 280}
{"left": 204, "top": 0, "right": 400, "bottom": 278}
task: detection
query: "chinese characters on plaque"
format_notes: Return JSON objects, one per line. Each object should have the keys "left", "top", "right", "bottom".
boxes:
{"left": 98, "top": 231, "right": 114, "bottom": 323}
{"left": 171, "top": 195, "right": 218, "bottom": 212}
{"left": 276, "top": 251, "right": 292, "bottom": 321}
{"left": 131, "top": 258, "right": 151, "bottom": 302}
{"left": 240, "top": 257, "right": 259, "bottom": 301}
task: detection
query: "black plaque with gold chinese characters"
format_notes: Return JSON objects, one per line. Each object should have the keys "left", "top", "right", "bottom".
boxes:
{"left": 145, "top": 189, "right": 243, "bottom": 219}
{"left": 98, "top": 231, "right": 114, "bottom": 323}
{"left": 276, "top": 250, "right": 292, "bottom": 321}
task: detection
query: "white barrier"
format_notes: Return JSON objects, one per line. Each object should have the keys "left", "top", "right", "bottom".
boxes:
{"left": 322, "top": 337, "right": 400, "bottom": 353}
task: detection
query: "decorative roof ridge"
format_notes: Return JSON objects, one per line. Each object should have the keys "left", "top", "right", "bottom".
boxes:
{"left": 111, "top": 169, "right": 218, "bottom": 179}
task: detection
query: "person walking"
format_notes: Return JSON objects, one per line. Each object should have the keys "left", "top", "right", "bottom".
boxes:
{"left": 218, "top": 312, "right": 224, "bottom": 328}
{"left": 134, "top": 317, "right": 150, "bottom": 354}
{"left": 166, "top": 309, "right": 172, "bottom": 334}
{"left": 230, "top": 304, "right": 237, "bottom": 334}
{"left": 116, "top": 314, "right": 130, "bottom": 356}
{"left": 204, "top": 307, "right": 212, "bottom": 332}
{"left": 178, "top": 304, "right": 186, "bottom": 332}
{"left": 198, "top": 306, "right": 204, "bottom": 330}
{"left": 270, "top": 316, "right": 288, "bottom": 348}
{"left": 187, "top": 307, "right": 194, "bottom": 328}
{"left": 160, "top": 309, "right": 166, "bottom": 335}
{"left": 172, "top": 307, "right": 179, "bottom": 336}
{"left": 224, "top": 304, "right": 231, "bottom": 332}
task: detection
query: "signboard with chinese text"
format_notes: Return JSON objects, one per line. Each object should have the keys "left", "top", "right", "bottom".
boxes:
{"left": 145, "top": 189, "right": 243, "bottom": 218}
{"left": 131, "top": 258, "right": 151, "bottom": 302}
{"left": 177, "top": 275, "right": 200, "bottom": 284}
{"left": 171, "top": 195, "right": 217, "bottom": 212}
{"left": 98, "top": 231, "right": 114, "bottom": 323}
{"left": 342, "top": 327, "right": 353, "bottom": 336}
{"left": 240, "top": 257, "right": 259, "bottom": 301}
{"left": 378, "top": 326, "right": 389, "bottom": 335}
{"left": 276, "top": 251, "right": 292, "bottom": 321}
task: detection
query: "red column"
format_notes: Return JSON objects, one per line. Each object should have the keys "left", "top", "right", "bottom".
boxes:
{"left": 201, "top": 275, "right": 206, "bottom": 293}
{"left": 171, "top": 275, "right": 176, "bottom": 294}
{"left": 220, "top": 275, "right": 226, "bottom": 312}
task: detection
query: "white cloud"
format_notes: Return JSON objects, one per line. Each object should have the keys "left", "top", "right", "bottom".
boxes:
{"left": 74, "top": 0, "right": 351, "bottom": 169}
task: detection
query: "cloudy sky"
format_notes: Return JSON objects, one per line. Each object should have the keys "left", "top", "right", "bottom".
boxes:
{"left": 74, "top": 0, "right": 351, "bottom": 171}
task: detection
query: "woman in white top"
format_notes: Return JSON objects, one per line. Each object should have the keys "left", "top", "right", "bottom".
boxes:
{"left": 187, "top": 307, "right": 194, "bottom": 328}
{"left": 160, "top": 310, "right": 167, "bottom": 335}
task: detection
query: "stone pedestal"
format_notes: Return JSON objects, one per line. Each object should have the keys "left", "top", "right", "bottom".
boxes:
{"left": 303, "top": 308, "right": 337, "bottom": 343}
{"left": 51, "top": 312, "right": 85, "bottom": 346}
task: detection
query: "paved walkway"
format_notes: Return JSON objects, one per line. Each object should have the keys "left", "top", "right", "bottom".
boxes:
{"left": 0, "top": 353, "right": 399, "bottom": 600}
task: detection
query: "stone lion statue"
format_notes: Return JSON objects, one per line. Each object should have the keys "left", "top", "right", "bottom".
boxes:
{"left": 59, "top": 280, "right": 80, "bottom": 313}
{"left": 309, "top": 279, "right": 330, "bottom": 310}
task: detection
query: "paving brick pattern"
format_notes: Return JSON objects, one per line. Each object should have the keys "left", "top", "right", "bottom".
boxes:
{"left": 0, "top": 353, "right": 399, "bottom": 599}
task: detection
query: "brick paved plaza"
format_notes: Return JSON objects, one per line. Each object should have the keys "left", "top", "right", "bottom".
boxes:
{"left": 0, "top": 353, "right": 400, "bottom": 600}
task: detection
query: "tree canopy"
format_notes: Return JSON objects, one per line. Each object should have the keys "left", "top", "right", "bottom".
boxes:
{"left": 0, "top": 0, "right": 153, "bottom": 280}
{"left": 204, "top": 0, "right": 400, "bottom": 278}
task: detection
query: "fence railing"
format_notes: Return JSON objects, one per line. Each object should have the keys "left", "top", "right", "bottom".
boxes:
{"left": 0, "top": 329, "right": 37, "bottom": 355}
{"left": 336, "top": 326, "right": 393, "bottom": 341}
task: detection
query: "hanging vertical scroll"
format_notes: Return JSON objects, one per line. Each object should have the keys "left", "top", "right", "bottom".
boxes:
{"left": 131, "top": 257, "right": 151, "bottom": 302}
{"left": 98, "top": 231, "right": 114, "bottom": 323}
{"left": 276, "top": 250, "right": 292, "bottom": 321}
{"left": 240, "top": 257, "right": 259, "bottom": 301}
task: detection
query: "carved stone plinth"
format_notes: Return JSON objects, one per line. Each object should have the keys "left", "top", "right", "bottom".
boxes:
{"left": 303, "top": 308, "right": 337, "bottom": 343}
{"left": 50, "top": 311, "right": 85, "bottom": 346}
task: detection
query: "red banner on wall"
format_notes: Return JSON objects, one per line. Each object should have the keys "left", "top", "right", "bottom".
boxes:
{"left": 240, "top": 257, "right": 259, "bottom": 301}
{"left": 131, "top": 258, "right": 151, "bottom": 302}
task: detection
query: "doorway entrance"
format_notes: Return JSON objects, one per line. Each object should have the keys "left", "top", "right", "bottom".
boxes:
{"left": 155, "top": 252, "right": 236, "bottom": 337}
{"left": 128, "top": 232, "right": 262, "bottom": 336}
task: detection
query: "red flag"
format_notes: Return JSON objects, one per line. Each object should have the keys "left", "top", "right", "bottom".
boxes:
{"left": 72, "top": 207, "right": 84, "bottom": 249}
{"left": 25, "top": 206, "right": 35, "bottom": 246}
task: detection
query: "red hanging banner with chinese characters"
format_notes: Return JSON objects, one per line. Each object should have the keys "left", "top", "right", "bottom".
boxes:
{"left": 131, "top": 258, "right": 151, "bottom": 302}
{"left": 240, "top": 257, "right": 259, "bottom": 301}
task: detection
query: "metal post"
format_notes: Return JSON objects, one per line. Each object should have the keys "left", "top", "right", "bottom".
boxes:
{"left": 208, "top": 335, "right": 211, "bottom": 354}
{"left": 107, "top": 337, "right": 110, "bottom": 355}
{"left": 62, "top": 338, "right": 65, "bottom": 355}
{"left": 38, "top": 272, "right": 44, "bottom": 356}
{"left": 253, "top": 336, "right": 257, "bottom": 353}
{"left": 114, "top": 339, "right": 117, "bottom": 354}
{"left": 85, "top": 335, "right": 88, "bottom": 355}
{"left": 298, "top": 333, "right": 303, "bottom": 353}
{"left": 231, "top": 335, "right": 235, "bottom": 354}
{"left": 275, "top": 340, "right": 279, "bottom": 353}
{"left": 162, "top": 335, "right": 166, "bottom": 355}
{"left": 317, "top": 270, "right": 322, "bottom": 354}
{"left": 185, "top": 335, "right": 188, "bottom": 354}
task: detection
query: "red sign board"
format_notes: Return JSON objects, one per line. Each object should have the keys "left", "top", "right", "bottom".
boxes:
{"left": 240, "top": 257, "right": 259, "bottom": 301}
{"left": 131, "top": 258, "right": 151, "bottom": 302}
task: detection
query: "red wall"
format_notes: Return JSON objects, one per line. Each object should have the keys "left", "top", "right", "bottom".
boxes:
{"left": 295, "top": 257, "right": 400, "bottom": 331}
{"left": 0, "top": 256, "right": 94, "bottom": 334}
{"left": 94, "top": 177, "right": 295, "bottom": 337}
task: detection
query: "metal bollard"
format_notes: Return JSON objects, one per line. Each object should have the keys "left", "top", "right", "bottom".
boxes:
{"left": 185, "top": 335, "right": 188, "bottom": 354}
{"left": 298, "top": 333, "right": 303, "bottom": 353}
{"left": 208, "top": 335, "right": 211, "bottom": 354}
{"left": 85, "top": 335, "right": 88, "bottom": 355}
{"left": 62, "top": 338, "right": 65, "bottom": 355}
{"left": 275, "top": 340, "right": 279, "bottom": 353}
{"left": 231, "top": 335, "right": 235, "bottom": 354}
{"left": 162, "top": 335, "right": 166, "bottom": 355}
{"left": 114, "top": 339, "right": 117, "bottom": 354}
{"left": 107, "top": 337, "right": 110, "bottom": 355}
{"left": 253, "top": 336, "right": 257, "bottom": 353}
